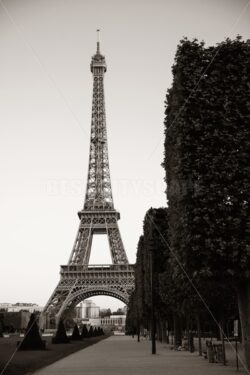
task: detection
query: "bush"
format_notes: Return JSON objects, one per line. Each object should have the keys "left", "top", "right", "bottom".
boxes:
{"left": 81, "top": 324, "right": 89, "bottom": 338}
{"left": 52, "top": 319, "right": 69, "bottom": 344}
{"left": 71, "top": 324, "right": 81, "bottom": 340}
{"left": 18, "top": 313, "right": 46, "bottom": 350}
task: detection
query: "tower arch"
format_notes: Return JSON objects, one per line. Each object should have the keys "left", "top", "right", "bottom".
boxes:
{"left": 64, "top": 288, "right": 129, "bottom": 311}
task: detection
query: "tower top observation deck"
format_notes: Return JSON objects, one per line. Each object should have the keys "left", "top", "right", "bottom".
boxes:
{"left": 91, "top": 29, "right": 107, "bottom": 72}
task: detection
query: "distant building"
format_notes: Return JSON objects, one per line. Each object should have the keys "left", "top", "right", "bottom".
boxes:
{"left": 0, "top": 303, "right": 43, "bottom": 313}
{"left": 89, "top": 317, "right": 101, "bottom": 326}
{"left": 0, "top": 311, "right": 31, "bottom": 331}
{"left": 101, "top": 315, "right": 126, "bottom": 332}
{"left": 77, "top": 300, "right": 100, "bottom": 319}
{"left": 0, "top": 303, "right": 12, "bottom": 310}
{"left": 0, "top": 303, "right": 43, "bottom": 332}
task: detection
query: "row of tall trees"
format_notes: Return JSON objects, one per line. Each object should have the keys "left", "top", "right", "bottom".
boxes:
{"left": 126, "top": 208, "right": 170, "bottom": 342}
{"left": 127, "top": 36, "right": 249, "bottom": 366}
{"left": 126, "top": 207, "right": 238, "bottom": 349}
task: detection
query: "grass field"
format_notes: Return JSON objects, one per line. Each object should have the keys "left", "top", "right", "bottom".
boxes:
{"left": 0, "top": 334, "right": 110, "bottom": 375}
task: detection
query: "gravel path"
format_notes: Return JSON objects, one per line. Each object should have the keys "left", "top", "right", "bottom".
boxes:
{"left": 33, "top": 335, "right": 248, "bottom": 375}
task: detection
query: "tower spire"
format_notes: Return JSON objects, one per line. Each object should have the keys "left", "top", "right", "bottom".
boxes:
{"left": 87, "top": 33, "right": 109, "bottom": 209}
{"left": 97, "top": 29, "right": 100, "bottom": 54}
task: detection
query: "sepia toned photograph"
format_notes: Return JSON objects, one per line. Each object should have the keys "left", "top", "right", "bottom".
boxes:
{"left": 0, "top": 0, "right": 249, "bottom": 374}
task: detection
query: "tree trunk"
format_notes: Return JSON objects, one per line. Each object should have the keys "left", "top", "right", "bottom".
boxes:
{"left": 136, "top": 315, "right": 140, "bottom": 342}
{"left": 162, "top": 320, "right": 168, "bottom": 343}
{"left": 169, "top": 316, "right": 174, "bottom": 344}
{"left": 237, "top": 282, "right": 250, "bottom": 370}
{"left": 137, "top": 327, "right": 140, "bottom": 342}
{"left": 187, "top": 317, "right": 194, "bottom": 353}
{"left": 157, "top": 319, "right": 163, "bottom": 342}
{"left": 189, "top": 330, "right": 194, "bottom": 353}
{"left": 197, "top": 314, "right": 202, "bottom": 356}
{"left": 219, "top": 319, "right": 226, "bottom": 365}
{"left": 216, "top": 322, "right": 221, "bottom": 341}
{"left": 166, "top": 332, "right": 170, "bottom": 344}
{"left": 171, "top": 331, "right": 174, "bottom": 345}
{"left": 174, "top": 314, "right": 182, "bottom": 348}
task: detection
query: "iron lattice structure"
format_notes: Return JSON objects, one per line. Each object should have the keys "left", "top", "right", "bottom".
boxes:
{"left": 42, "top": 41, "right": 134, "bottom": 328}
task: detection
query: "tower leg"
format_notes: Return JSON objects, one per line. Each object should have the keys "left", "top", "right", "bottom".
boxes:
{"left": 107, "top": 224, "right": 128, "bottom": 264}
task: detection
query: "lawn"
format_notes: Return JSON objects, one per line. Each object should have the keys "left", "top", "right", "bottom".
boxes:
{"left": 0, "top": 334, "right": 110, "bottom": 375}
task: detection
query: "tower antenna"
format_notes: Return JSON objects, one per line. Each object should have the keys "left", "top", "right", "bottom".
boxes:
{"left": 97, "top": 29, "right": 100, "bottom": 53}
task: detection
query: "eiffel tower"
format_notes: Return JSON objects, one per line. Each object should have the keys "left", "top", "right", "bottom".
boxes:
{"left": 42, "top": 34, "right": 134, "bottom": 328}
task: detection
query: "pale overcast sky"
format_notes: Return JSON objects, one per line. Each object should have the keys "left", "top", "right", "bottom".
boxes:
{"left": 0, "top": 0, "right": 249, "bottom": 311}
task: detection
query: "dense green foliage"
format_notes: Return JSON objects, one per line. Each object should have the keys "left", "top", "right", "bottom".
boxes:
{"left": 100, "top": 308, "right": 111, "bottom": 318}
{"left": 126, "top": 208, "right": 170, "bottom": 336}
{"left": 128, "top": 37, "right": 247, "bottom": 352}
{"left": 164, "top": 36, "right": 250, "bottom": 284}
{"left": 162, "top": 35, "right": 249, "bottom": 362}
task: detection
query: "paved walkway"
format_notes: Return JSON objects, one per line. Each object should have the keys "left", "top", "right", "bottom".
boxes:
{"left": 34, "top": 335, "right": 247, "bottom": 375}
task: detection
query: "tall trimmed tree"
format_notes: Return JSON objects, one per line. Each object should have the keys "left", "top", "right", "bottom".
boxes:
{"left": 71, "top": 324, "right": 81, "bottom": 340}
{"left": 18, "top": 313, "right": 46, "bottom": 350}
{"left": 52, "top": 319, "right": 69, "bottom": 344}
{"left": 81, "top": 324, "right": 89, "bottom": 339}
{"left": 163, "top": 36, "right": 250, "bottom": 366}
